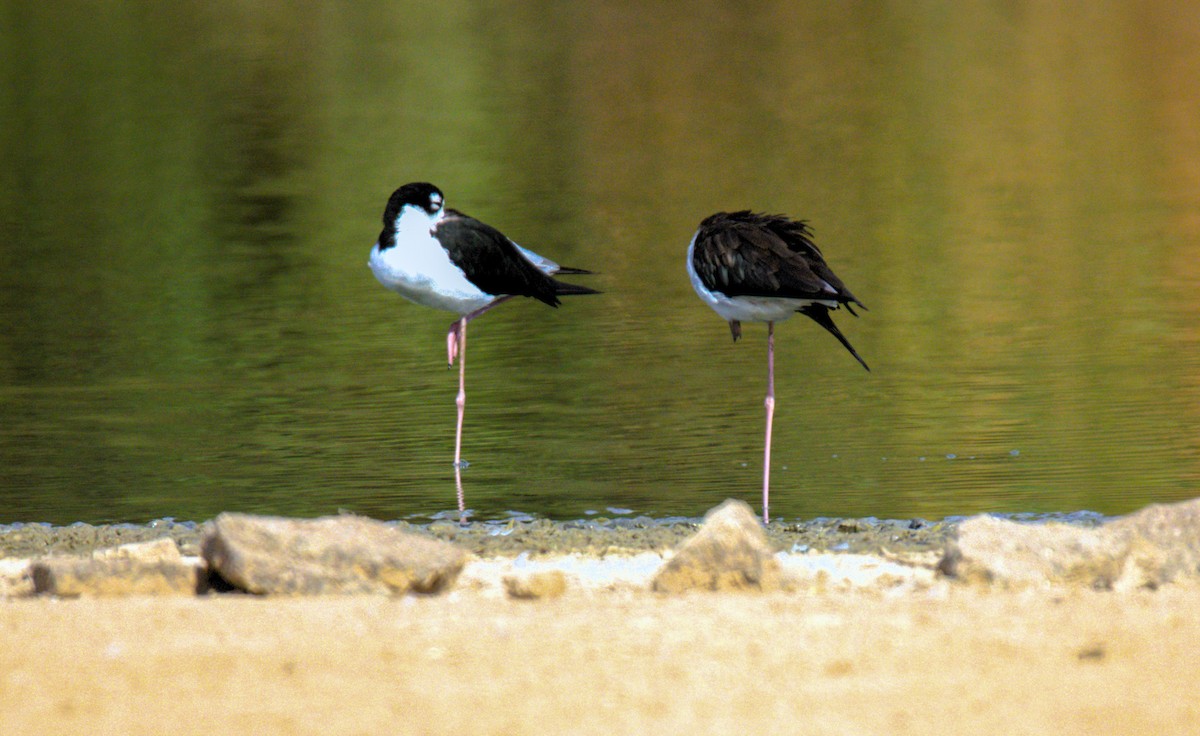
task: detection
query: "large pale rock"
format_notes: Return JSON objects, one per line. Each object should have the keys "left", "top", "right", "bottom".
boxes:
{"left": 940, "top": 498, "right": 1200, "bottom": 590}
{"left": 30, "top": 539, "right": 201, "bottom": 596}
{"left": 939, "top": 517, "right": 1117, "bottom": 587}
{"left": 201, "top": 513, "right": 467, "bottom": 595}
{"left": 652, "top": 499, "right": 782, "bottom": 593}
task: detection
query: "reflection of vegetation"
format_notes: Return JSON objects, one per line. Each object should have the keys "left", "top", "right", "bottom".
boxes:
{"left": 2, "top": 2, "right": 1198, "bottom": 523}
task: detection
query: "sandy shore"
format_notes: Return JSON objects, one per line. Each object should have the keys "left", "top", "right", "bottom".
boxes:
{"left": 3, "top": 576, "right": 1198, "bottom": 735}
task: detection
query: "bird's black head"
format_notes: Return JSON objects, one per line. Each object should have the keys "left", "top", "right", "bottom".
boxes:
{"left": 378, "top": 182, "right": 445, "bottom": 251}
{"left": 384, "top": 182, "right": 444, "bottom": 221}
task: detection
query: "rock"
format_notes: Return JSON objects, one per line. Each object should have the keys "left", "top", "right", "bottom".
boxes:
{"left": 31, "top": 558, "right": 201, "bottom": 596}
{"left": 938, "top": 516, "right": 1119, "bottom": 587}
{"left": 201, "top": 513, "right": 467, "bottom": 595}
{"left": 1104, "top": 499, "right": 1200, "bottom": 590}
{"left": 92, "top": 537, "right": 183, "bottom": 563}
{"left": 28, "top": 538, "right": 202, "bottom": 597}
{"left": 940, "top": 497, "right": 1200, "bottom": 589}
{"left": 503, "top": 570, "right": 568, "bottom": 599}
{"left": 0, "top": 558, "right": 35, "bottom": 597}
{"left": 651, "top": 499, "right": 782, "bottom": 593}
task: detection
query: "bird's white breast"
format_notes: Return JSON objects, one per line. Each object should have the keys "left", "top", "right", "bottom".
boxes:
{"left": 368, "top": 207, "right": 494, "bottom": 315}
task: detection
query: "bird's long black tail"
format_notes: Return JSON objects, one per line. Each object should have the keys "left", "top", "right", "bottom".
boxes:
{"left": 552, "top": 280, "right": 601, "bottom": 297}
{"left": 799, "top": 305, "right": 870, "bottom": 372}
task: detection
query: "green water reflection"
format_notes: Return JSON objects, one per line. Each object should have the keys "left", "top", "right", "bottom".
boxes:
{"left": 2, "top": 2, "right": 1199, "bottom": 523}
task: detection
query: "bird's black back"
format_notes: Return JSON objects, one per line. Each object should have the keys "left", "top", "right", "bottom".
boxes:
{"left": 437, "top": 210, "right": 598, "bottom": 306}
{"left": 692, "top": 211, "right": 864, "bottom": 310}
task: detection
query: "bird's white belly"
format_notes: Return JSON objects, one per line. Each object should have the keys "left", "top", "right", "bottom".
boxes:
{"left": 369, "top": 242, "right": 494, "bottom": 315}
{"left": 686, "top": 236, "right": 820, "bottom": 323}
{"left": 702, "top": 292, "right": 813, "bottom": 323}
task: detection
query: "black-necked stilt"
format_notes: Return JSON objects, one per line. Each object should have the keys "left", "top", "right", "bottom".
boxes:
{"left": 686, "top": 210, "right": 868, "bottom": 523}
{"left": 369, "top": 182, "right": 599, "bottom": 517}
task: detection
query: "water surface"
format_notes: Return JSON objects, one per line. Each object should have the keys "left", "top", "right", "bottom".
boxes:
{"left": 2, "top": 3, "right": 1199, "bottom": 523}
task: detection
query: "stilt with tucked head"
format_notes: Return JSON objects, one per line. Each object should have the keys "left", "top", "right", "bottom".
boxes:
{"left": 687, "top": 210, "right": 868, "bottom": 523}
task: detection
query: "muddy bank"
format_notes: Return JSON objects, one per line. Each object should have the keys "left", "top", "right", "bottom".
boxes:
{"left": 0, "top": 510, "right": 1106, "bottom": 560}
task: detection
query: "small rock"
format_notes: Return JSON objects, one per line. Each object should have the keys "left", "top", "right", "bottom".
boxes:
{"left": 93, "top": 538, "right": 184, "bottom": 563}
{"left": 0, "top": 559, "right": 35, "bottom": 597}
{"left": 31, "top": 556, "right": 201, "bottom": 596}
{"left": 503, "top": 570, "right": 568, "bottom": 599}
{"left": 28, "top": 538, "right": 200, "bottom": 597}
{"left": 201, "top": 513, "right": 467, "bottom": 595}
{"left": 651, "top": 499, "right": 783, "bottom": 593}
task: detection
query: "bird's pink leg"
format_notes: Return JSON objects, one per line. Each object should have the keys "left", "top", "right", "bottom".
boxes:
{"left": 453, "top": 317, "right": 467, "bottom": 519}
{"left": 446, "top": 296, "right": 515, "bottom": 366}
{"left": 454, "top": 467, "right": 465, "bottom": 523}
{"left": 763, "top": 321, "right": 776, "bottom": 524}
{"left": 443, "top": 296, "right": 515, "bottom": 521}
{"left": 446, "top": 328, "right": 460, "bottom": 367}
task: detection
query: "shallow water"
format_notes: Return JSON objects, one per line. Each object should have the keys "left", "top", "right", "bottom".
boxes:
{"left": 2, "top": 3, "right": 1200, "bottom": 523}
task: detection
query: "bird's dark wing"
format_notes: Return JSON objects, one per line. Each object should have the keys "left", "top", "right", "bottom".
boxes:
{"left": 436, "top": 211, "right": 597, "bottom": 306}
{"left": 692, "top": 211, "right": 864, "bottom": 309}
